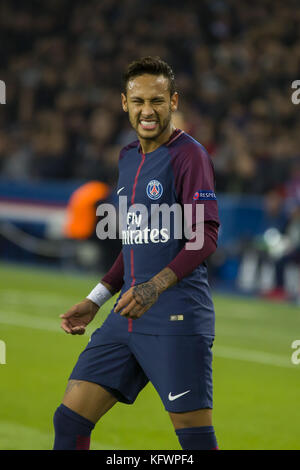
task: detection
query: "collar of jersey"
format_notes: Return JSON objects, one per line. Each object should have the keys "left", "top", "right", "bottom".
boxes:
{"left": 137, "top": 128, "right": 183, "bottom": 155}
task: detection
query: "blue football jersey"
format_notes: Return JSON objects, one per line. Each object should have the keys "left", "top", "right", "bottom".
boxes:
{"left": 102, "top": 129, "right": 219, "bottom": 335}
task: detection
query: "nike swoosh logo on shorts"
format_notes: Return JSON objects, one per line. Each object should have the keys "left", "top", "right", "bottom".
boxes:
{"left": 168, "top": 390, "right": 191, "bottom": 401}
{"left": 117, "top": 187, "right": 125, "bottom": 194}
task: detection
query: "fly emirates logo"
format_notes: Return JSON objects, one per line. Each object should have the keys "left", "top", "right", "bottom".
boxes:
{"left": 96, "top": 196, "right": 205, "bottom": 250}
{"left": 122, "top": 211, "right": 169, "bottom": 245}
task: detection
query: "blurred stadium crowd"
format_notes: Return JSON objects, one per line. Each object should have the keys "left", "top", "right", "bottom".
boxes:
{"left": 0, "top": 0, "right": 299, "bottom": 194}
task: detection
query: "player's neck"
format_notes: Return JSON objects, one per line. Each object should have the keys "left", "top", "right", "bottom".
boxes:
{"left": 139, "top": 124, "right": 176, "bottom": 154}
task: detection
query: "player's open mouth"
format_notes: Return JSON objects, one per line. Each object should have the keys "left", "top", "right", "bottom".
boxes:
{"left": 139, "top": 120, "right": 158, "bottom": 130}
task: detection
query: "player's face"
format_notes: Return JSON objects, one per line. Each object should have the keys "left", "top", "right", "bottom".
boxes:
{"left": 121, "top": 74, "right": 178, "bottom": 141}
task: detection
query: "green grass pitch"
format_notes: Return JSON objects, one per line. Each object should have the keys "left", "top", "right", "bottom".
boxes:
{"left": 0, "top": 262, "right": 299, "bottom": 450}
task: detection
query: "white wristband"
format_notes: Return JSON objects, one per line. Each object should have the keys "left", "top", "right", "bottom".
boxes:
{"left": 86, "top": 282, "right": 112, "bottom": 307}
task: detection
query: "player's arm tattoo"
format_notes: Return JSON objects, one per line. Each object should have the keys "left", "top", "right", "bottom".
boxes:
{"left": 64, "top": 380, "right": 83, "bottom": 398}
{"left": 133, "top": 281, "right": 159, "bottom": 307}
{"left": 151, "top": 267, "right": 178, "bottom": 294}
{"left": 133, "top": 268, "right": 178, "bottom": 306}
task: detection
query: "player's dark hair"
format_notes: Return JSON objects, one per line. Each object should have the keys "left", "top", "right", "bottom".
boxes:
{"left": 123, "top": 56, "right": 176, "bottom": 96}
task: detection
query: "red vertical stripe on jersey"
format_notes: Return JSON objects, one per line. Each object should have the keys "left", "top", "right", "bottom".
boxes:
{"left": 128, "top": 248, "right": 136, "bottom": 332}
{"left": 131, "top": 153, "right": 146, "bottom": 205}
{"left": 128, "top": 153, "right": 145, "bottom": 332}
{"left": 130, "top": 248, "right": 136, "bottom": 286}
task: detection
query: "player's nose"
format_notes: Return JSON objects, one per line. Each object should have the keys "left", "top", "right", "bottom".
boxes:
{"left": 141, "top": 102, "right": 155, "bottom": 118}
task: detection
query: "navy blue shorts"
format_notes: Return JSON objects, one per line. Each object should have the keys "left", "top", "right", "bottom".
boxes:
{"left": 69, "top": 322, "right": 214, "bottom": 412}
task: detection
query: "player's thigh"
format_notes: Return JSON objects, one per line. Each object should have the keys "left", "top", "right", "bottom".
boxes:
{"left": 64, "top": 324, "right": 148, "bottom": 422}
{"left": 62, "top": 379, "right": 118, "bottom": 424}
{"left": 131, "top": 334, "right": 214, "bottom": 414}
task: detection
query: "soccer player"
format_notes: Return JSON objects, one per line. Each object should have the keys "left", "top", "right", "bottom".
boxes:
{"left": 53, "top": 56, "right": 220, "bottom": 450}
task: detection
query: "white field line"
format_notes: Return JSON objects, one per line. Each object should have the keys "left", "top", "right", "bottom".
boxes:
{"left": 216, "top": 309, "right": 261, "bottom": 319}
{"left": 0, "top": 310, "right": 99, "bottom": 336}
{"left": 0, "top": 289, "right": 77, "bottom": 305}
{"left": 0, "top": 291, "right": 294, "bottom": 346}
{"left": 0, "top": 309, "right": 297, "bottom": 370}
{"left": 0, "top": 289, "right": 116, "bottom": 311}
{"left": 0, "top": 310, "right": 64, "bottom": 332}
{"left": 1, "top": 289, "right": 284, "bottom": 320}
{"left": 2, "top": 300, "right": 293, "bottom": 350}
{"left": 0, "top": 421, "right": 116, "bottom": 450}
{"left": 214, "top": 345, "right": 295, "bottom": 369}
{"left": 0, "top": 289, "right": 264, "bottom": 319}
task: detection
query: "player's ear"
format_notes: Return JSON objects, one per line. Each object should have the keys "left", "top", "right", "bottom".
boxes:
{"left": 170, "top": 92, "right": 178, "bottom": 113}
{"left": 121, "top": 93, "right": 128, "bottom": 112}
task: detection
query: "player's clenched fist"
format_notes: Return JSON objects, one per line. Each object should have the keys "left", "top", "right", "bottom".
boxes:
{"left": 60, "top": 299, "right": 99, "bottom": 335}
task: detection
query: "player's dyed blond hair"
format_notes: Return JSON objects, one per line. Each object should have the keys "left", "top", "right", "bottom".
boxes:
{"left": 123, "top": 56, "right": 176, "bottom": 96}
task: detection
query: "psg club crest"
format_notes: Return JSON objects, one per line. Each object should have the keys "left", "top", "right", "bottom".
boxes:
{"left": 146, "top": 180, "right": 163, "bottom": 200}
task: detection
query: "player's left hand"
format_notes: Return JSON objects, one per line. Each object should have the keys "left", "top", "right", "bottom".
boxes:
{"left": 114, "top": 280, "right": 159, "bottom": 320}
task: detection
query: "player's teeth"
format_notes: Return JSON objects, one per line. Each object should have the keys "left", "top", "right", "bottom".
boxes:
{"left": 140, "top": 121, "right": 157, "bottom": 128}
